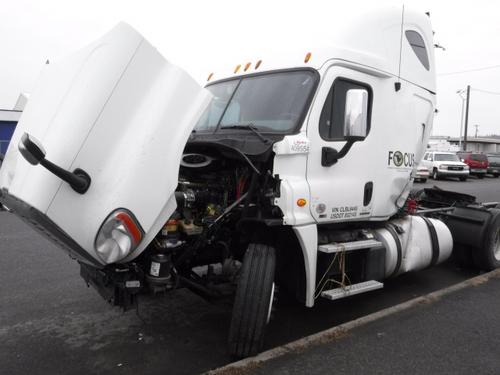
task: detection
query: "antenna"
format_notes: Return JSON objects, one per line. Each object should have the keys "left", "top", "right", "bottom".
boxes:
{"left": 395, "top": 5, "right": 405, "bottom": 92}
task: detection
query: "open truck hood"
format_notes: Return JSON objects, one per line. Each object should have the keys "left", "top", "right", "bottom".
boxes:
{"left": 0, "top": 23, "right": 210, "bottom": 267}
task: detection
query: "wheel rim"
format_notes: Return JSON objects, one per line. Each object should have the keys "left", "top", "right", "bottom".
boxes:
{"left": 493, "top": 229, "right": 500, "bottom": 261}
{"left": 266, "top": 282, "right": 275, "bottom": 324}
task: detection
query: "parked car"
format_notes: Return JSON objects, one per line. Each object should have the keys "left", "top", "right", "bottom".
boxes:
{"left": 457, "top": 151, "right": 488, "bottom": 179}
{"left": 413, "top": 163, "right": 430, "bottom": 182}
{"left": 421, "top": 151, "right": 469, "bottom": 181}
{"left": 486, "top": 154, "right": 500, "bottom": 178}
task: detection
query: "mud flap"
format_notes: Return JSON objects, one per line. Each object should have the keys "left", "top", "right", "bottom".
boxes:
{"left": 442, "top": 206, "right": 500, "bottom": 269}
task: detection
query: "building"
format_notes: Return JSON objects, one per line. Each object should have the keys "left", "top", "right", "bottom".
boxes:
{"left": 0, "top": 109, "right": 21, "bottom": 154}
{"left": 429, "top": 136, "right": 500, "bottom": 154}
{"left": 448, "top": 137, "right": 500, "bottom": 153}
{"left": 0, "top": 93, "right": 28, "bottom": 155}
{"left": 427, "top": 137, "right": 460, "bottom": 152}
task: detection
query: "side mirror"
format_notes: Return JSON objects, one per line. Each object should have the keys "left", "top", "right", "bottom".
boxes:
{"left": 19, "top": 133, "right": 46, "bottom": 165}
{"left": 18, "top": 133, "right": 91, "bottom": 194}
{"left": 344, "top": 89, "right": 369, "bottom": 140}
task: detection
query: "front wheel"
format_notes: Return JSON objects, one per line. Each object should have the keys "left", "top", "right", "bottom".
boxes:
{"left": 459, "top": 177, "right": 467, "bottom": 182}
{"left": 478, "top": 174, "right": 485, "bottom": 179}
{"left": 228, "top": 243, "right": 276, "bottom": 358}
{"left": 432, "top": 169, "right": 440, "bottom": 180}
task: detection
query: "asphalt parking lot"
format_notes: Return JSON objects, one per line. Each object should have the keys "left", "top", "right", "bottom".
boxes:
{"left": 1, "top": 176, "right": 499, "bottom": 375}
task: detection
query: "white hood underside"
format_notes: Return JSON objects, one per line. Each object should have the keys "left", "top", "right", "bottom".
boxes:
{"left": 0, "top": 23, "right": 211, "bottom": 266}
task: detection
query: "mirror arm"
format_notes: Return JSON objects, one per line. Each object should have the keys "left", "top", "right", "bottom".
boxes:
{"left": 39, "top": 159, "right": 91, "bottom": 194}
{"left": 18, "top": 133, "right": 91, "bottom": 194}
{"left": 321, "top": 140, "right": 357, "bottom": 167}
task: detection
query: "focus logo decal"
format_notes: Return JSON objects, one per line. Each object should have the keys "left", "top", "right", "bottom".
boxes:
{"left": 388, "top": 151, "right": 414, "bottom": 168}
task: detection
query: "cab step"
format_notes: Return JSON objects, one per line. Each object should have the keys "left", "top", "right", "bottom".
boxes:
{"left": 321, "top": 280, "right": 384, "bottom": 301}
{"left": 318, "top": 239, "right": 383, "bottom": 254}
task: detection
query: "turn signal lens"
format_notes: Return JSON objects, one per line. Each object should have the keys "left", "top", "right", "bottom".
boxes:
{"left": 95, "top": 209, "right": 143, "bottom": 264}
{"left": 304, "top": 52, "right": 312, "bottom": 63}
{"left": 297, "top": 198, "right": 307, "bottom": 207}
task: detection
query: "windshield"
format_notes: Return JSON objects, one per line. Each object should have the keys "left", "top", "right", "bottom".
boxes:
{"left": 195, "top": 70, "right": 317, "bottom": 133}
{"left": 471, "top": 153, "right": 487, "bottom": 162}
{"left": 435, "top": 153, "right": 460, "bottom": 162}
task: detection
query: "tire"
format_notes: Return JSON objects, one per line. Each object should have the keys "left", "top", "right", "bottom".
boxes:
{"left": 421, "top": 178, "right": 427, "bottom": 183}
{"left": 228, "top": 243, "right": 276, "bottom": 358}
{"left": 459, "top": 177, "right": 467, "bottom": 182}
{"left": 432, "top": 169, "right": 440, "bottom": 180}
{"left": 494, "top": 174, "right": 499, "bottom": 178}
{"left": 472, "top": 215, "right": 500, "bottom": 271}
{"left": 478, "top": 174, "right": 485, "bottom": 179}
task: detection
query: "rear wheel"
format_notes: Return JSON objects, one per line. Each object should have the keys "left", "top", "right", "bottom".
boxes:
{"left": 494, "top": 174, "right": 499, "bottom": 178}
{"left": 472, "top": 215, "right": 500, "bottom": 271}
{"left": 459, "top": 176, "right": 467, "bottom": 182}
{"left": 478, "top": 174, "right": 485, "bottom": 179}
{"left": 421, "top": 178, "right": 427, "bottom": 183}
{"left": 228, "top": 243, "right": 276, "bottom": 358}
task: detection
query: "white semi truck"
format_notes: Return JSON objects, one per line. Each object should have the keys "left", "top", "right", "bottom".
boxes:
{"left": 1, "top": 7, "right": 499, "bottom": 358}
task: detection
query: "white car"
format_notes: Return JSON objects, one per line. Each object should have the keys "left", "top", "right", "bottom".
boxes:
{"left": 413, "top": 163, "right": 430, "bottom": 182}
{"left": 421, "top": 151, "right": 469, "bottom": 181}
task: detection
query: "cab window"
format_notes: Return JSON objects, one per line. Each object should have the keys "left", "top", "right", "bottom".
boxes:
{"left": 406, "top": 30, "right": 430, "bottom": 70}
{"left": 319, "top": 78, "right": 372, "bottom": 141}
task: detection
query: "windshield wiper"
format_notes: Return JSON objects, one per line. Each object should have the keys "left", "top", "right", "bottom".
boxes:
{"left": 220, "top": 123, "right": 272, "bottom": 145}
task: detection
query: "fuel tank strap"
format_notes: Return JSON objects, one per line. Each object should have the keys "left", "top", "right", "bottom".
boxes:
{"left": 421, "top": 216, "right": 440, "bottom": 267}
{"left": 385, "top": 224, "right": 402, "bottom": 278}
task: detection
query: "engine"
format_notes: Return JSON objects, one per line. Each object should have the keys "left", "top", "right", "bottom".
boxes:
{"left": 143, "top": 152, "right": 253, "bottom": 292}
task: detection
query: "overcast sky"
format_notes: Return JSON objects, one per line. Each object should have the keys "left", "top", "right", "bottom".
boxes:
{"left": 1, "top": 0, "right": 499, "bottom": 137}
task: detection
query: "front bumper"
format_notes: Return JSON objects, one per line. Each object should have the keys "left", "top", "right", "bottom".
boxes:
{"left": 437, "top": 169, "right": 469, "bottom": 177}
{"left": 469, "top": 168, "right": 487, "bottom": 175}
{"left": 0, "top": 189, "right": 102, "bottom": 267}
{"left": 487, "top": 167, "right": 500, "bottom": 175}
{"left": 415, "top": 171, "right": 430, "bottom": 179}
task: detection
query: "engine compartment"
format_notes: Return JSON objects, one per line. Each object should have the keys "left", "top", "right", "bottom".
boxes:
{"left": 80, "top": 144, "right": 283, "bottom": 308}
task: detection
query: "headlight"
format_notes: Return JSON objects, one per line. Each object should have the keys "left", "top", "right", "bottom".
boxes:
{"left": 439, "top": 165, "right": 447, "bottom": 170}
{"left": 464, "top": 165, "right": 470, "bottom": 170}
{"left": 95, "top": 209, "right": 143, "bottom": 264}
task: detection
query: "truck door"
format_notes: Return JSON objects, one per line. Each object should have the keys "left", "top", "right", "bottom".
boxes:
{"left": 306, "top": 65, "right": 377, "bottom": 223}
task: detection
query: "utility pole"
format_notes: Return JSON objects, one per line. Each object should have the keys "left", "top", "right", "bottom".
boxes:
{"left": 474, "top": 124, "right": 479, "bottom": 138}
{"left": 463, "top": 85, "right": 470, "bottom": 151}
{"left": 457, "top": 89, "right": 466, "bottom": 149}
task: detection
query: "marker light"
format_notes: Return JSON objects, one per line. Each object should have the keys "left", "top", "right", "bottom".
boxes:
{"left": 297, "top": 198, "right": 307, "bottom": 207}
{"left": 95, "top": 209, "right": 144, "bottom": 264}
{"left": 304, "top": 52, "right": 312, "bottom": 63}
{"left": 255, "top": 60, "right": 262, "bottom": 69}
{"left": 244, "top": 62, "right": 251, "bottom": 71}
{"left": 207, "top": 72, "right": 214, "bottom": 81}
{"left": 234, "top": 64, "right": 241, "bottom": 74}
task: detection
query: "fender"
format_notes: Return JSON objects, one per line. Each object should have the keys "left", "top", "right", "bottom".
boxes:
{"left": 292, "top": 224, "right": 318, "bottom": 307}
